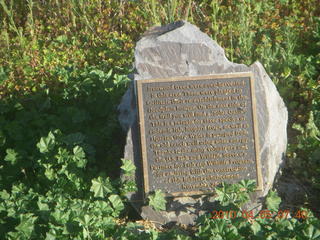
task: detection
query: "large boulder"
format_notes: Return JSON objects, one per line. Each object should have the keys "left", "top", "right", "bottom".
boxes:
{"left": 118, "top": 21, "right": 288, "bottom": 225}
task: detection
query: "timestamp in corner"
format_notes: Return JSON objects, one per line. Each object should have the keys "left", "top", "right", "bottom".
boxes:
{"left": 210, "top": 209, "right": 308, "bottom": 220}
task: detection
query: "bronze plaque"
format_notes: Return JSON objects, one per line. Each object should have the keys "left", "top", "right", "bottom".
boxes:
{"left": 136, "top": 72, "right": 263, "bottom": 197}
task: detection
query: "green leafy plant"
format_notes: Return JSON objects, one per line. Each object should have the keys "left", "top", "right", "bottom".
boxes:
{"left": 214, "top": 179, "right": 256, "bottom": 210}
{"left": 121, "top": 158, "right": 136, "bottom": 176}
{"left": 148, "top": 189, "right": 167, "bottom": 211}
{"left": 196, "top": 181, "right": 320, "bottom": 240}
{"left": 266, "top": 190, "right": 282, "bottom": 212}
{"left": 0, "top": 0, "right": 319, "bottom": 238}
{"left": 90, "top": 176, "right": 114, "bottom": 198}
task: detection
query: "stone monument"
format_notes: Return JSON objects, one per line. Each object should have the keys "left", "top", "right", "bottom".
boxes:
{"left": 118, "top": 21, "right": 288, "bottom": 225}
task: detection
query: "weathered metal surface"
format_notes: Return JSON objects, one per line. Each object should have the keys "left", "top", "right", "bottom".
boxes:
{"left": 137, "top": 72, "right": 263, "bottom": 197}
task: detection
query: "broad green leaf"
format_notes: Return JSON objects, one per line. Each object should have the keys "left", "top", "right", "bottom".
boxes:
{"left": 251, "top": 221, "right": 261, "bottom": 235}
{"left": 37, "top": 197, "right": 49, "bottom": 211}
{"left": 275, "top": 218, "right": 294, "bottom": 231}
{"left": 121, "top": 180, "right": 137, "bottom": 194}
{"left": 55, "top": 147, "right": 70, "bottom": 164}
{"left": 101, "top": 216, "right": 115, "bottom": 230}
{"left": 214, "top": 187, "right": 227, "bottom": 204}
{"left": 303, "top": 224, "right": 320, "bottom": 239}
{"left": 73, "top": 146, "right": 87, "bottom": 168}
{"left": 148, "top": 190, "right": 166, "bottom": 211}
{"left": 79, "top": 214, "right": 92, "bottom": 226}
{"left": 83, "top": 227, "right": 89, "bottom": 238}
{"left": 44, "top": 164, "right": 55, "bottom": 180}
{"left": 146, "top": 228, "right": 159, "bottom": 240}
{"left": 94, "top": 200, "right": 113, "bottom": 214}
{"left": 15, "top": 213, "right": 37, "bottom": 238}
{"left": 37, "top": 131, "right": 55, "bottom": 153}
{"left": 51, "top": 209, "right": 70, "bottom": 224}
{"left": 238, "top": 179, "right": 256, "bottom": 192}
{"left": 0, "top": 190, "right": 10, "bottom": 200}
{"left": 209, "top": 219, "right": 239, "bottom": 239}
{"left": 11, "top": 183, "right": 27, "bottom": 195}
{"left": 120, "top": 158, "right": 136, "bottom": 176}
{"left": 90, "top": 176, "right": 113, "bottom": 198}
{"left": 109, "top": 194, "right": 124, "bottom": 214}
{"left": 266, "top": 190, "right": 281, "bottom": 212}
{"left": 45, "top": 231, "right": 57, "bottom": 240}
{"left": 4, "top": 148, "right": 18, "bottom": 165}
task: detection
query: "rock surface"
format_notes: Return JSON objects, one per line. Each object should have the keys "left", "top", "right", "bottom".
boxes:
{"left": 118, "top": 21, "right": 288, "bottom": 225}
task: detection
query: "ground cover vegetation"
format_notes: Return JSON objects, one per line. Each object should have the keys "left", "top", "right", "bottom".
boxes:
{"left": 0, "top": 0, "right": 319, "bottom": 239}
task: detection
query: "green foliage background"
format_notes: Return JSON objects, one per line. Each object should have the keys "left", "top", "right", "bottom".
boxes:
{"left": 0, "top": 0, "right": 319, "bottom": 239}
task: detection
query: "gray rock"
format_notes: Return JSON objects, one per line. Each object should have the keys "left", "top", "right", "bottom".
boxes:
{"left": 118, "top": 21, "right": 288, "bottom": 225}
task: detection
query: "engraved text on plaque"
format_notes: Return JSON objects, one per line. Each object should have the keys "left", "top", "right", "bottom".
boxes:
{"left": 136, "top": 72, "right": 262, "bottom": 196}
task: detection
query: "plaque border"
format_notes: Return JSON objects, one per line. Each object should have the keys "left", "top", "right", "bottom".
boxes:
{"left": 136, "top": 72, "right": 263, "bottom": 198}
